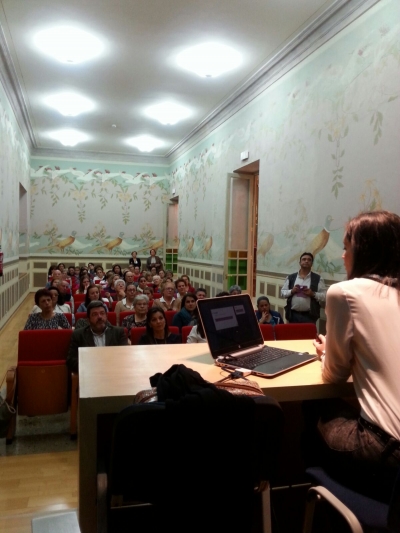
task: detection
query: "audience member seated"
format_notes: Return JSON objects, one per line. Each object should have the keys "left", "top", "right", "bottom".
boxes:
{"left": 66, "top": 301, "right": 128, "bottom": 372}
{"left": 229, "top": 284, "right": 242, "bottom": 295}
{"left": 51, "top": 278, "right": 74, "bottom": 311}
{"left": 32, "top": 286, "right": 70, "bottom": 314}
{"left": 145, "top": 272, "right": 153, "bottom": 282}
{"left": 115, "top": 283, "right": 136, "bottom": 325}
{"left": 181, "top": 274, "right": 196, "bottom": 294}
{"left": 138, "top": 307, "right": 181, "bottom": 345}
{"left": 101, "top": 273, "right": 119, "bottom": 301}
{"left": 196, "top": 287, "right": 207, "bottom": 299}
{"left": 113, "top": 279, "right": 126, "bottom": 302}
{"left": 25, "top": 289, "right": 71, "bottom": 330}
{"left": 136, "top": 275, "right": 148, "bottom": 293}
{"left": 112, "top": 264, "right": 122, "bottom": 276}
{"left": 79, "top": 266, "right": 89, "bottom": 278}
{"left": 123, "top": 270, "right": 135, "bottom": 284}
{"left": 165, "top": 269, "right": 175, "bottom": 281}
{"left": 75, "top": 274, "right": 91, "bottom": 295}
{"left": 175, "top": 278, "right": 187, "bottom": 300}
{"left": 172, "top": 293, "right": 198, "bottom": 331}
{"left": 143, "top": 286, "right": 154, "bottom": 302}
{"left": 47, "top": 264, "right": 57, "bottom": 280}
{"left": 158, "top": 269, "right": 165, "bottom": 280}
{"left": 77, "top": 284, "right": 103, "bottom": 313}
{"left": 152, "top": 275, "right": 162, "bottom": 294}
{"left": 122, "top": 294, "right": 149, "bottom": 335}
{"left": 87, "top": 262, "right": 95, "bottom": 279}
{"left": 255, "top": 296, "right": 283, "bottom": 325}
{"left": 216, "top": 291, "right": 230, "bottom": 297}
{"left": 45, "top": 268, "right": 62, "bottom": 288}
{"left": 153, "top": 281, "right": 180, "bottom": 311}
{"left": 129, "top": 250, "right": 141, "bottom": 270}
{"left": 93, "top": 265, "right": 106, "bottom": 285}
{"left": 146, "top": 248, "right": 163, "bottom": 272}
{"left": 132, "top": 266, "right": 141, "bottom": 281}
{"left": 186, "top": 309, "right": 207, "bottom": 343}
{"left": 57, "top": 262, "right": 66, "bottom": 274}
{"left": 150, "top": 266, "right": 157, "bottom": 278}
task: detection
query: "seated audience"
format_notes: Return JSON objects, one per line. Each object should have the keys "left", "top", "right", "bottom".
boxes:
{"left": 145, "top": 272, "right": 153, "bottom": 282}
{"left": 102, "top": 273, "right": 119, "bottom": 301}
{"left": 216, "top": 291, "right": 230, "bottom": 297}
{"left": 172, "top": 293, "right": 198, "bottom": 331}
{"left": 150, "top": 266, "right": 157, "bottom": 278}
{"left": 25, "top": 289, "right": 71, "bottom": 330}
{"left": 229, "top": 284, "right": 242, "bottom": 295}
{"left": 181, "top": 274, "right": 196, "bottom": 294}
{"left": 47, "top": 264, "right": 57, "bottom": 279}
{"left": 77, "top": 284, "right": 104, "bottom": 313}
{"left": 175, "top": 278, "right": 187, "bottom": 300}
{"left": 32, "top": 286, "right": 70, "bottom": 314}
{"left": 186, "top": 309, "right": 207, "bottom": 343}
{"left": 113, "top": 279, "right": 126, "bottom": 302}
{"left": 57, "top": 263, "right": 66, "bottom": 274}
{"left": 165, "top": 269, "right": 175, "bottom": 281}
{"left": 129, "top": 250, "right": 141, "bottom": 270}
{"left": 93, "top": 265, "right": 106, "bottom": 284}
{"left": 67, "top": 301, "right": 128, "bottom": 372}
{"left": 76, "top": 275, "right": 91, "bottom": 294}
{"left": 146, "top": 248, "right": 163, "bottom": 272}
{"left": 51, "top": 279, "right": 74, "bottom": 312}
{"left": 138, "top": 307, "right": 181, "bottom": 345}
{"left": 143, "top": 286, "right": 154, "bottom": 302}
{"left": 133, "top": 266, "right": 141, "bottom": 281}
{"left": 153, "top": 281, "right": 180, "bottom": 311}
{"left": 136, "top": 275, "right": 148, "bottom": 293}
{"left": 87, "top": 262, "right": 95, "bottom": 279}
{"left": 115, "top": 283, "right": 136, "bottom": 325}
{"left": 122, "top": 294, "right": 149, "bottom": 334}
{"left": 112, "top": 264, "right": 122, "bottom": 276}
{"left": 196, "top": 288, "right": 207, "bottom": 300}
{"left": 255, "top": 296, "right": 283, "bottom": 325}
{"left": 123, "top": 270, "right": 135, "bottom": 284}
{"left": 152, "top": 275, "right": 162, "bottom": 294}
{"left": 158, "top": 269, "right": 165, "bottom": 280}
{"left": 45, "top": 268, "right": 62, "bottom": 288}
{"left": 79, "top": 266, "right": 89, "bottom": 278}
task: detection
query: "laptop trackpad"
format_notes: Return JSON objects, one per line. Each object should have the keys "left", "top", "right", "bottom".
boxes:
{"left": 255, "top": 352, "right": 315, "bottom": 377}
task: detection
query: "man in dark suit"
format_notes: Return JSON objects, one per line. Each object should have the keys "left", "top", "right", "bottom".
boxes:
{"left": 67, "top": 300, "right": 128, "bottom": 372}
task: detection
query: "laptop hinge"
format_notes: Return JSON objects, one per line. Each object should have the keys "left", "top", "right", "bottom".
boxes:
{"left": 227, "top": 344, "right": 265, "bottom": 359}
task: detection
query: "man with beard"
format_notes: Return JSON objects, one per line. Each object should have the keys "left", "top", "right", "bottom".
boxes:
{"left": 67, "top": 301, "right": 128, "bottom": 372}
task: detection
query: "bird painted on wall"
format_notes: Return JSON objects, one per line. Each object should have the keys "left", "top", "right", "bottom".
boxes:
{"left": 37, "top": 231, "right": 77, "bottom": 252}
{"left": 90, "top": 232, "right": 125, "bottom": 253}
{"left": 135, "top": 239, "right": 164, "bottom": 255}
{"left": 286, "top": 215, "right": 333, "bottom": 265}
{"left": 185, "top": 237, "right": 194, "bottom": 255}
{"left": 257, "top": 233, "right": 274, "bottom": 260}
{"left": 200, "top": 236, "right": 212, "bottom": 258}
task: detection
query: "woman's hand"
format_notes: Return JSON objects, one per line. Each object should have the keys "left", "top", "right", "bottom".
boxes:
{"left": 313, "top": 334, "right": 326, "bottom": 359}
{"left": 260, "top": 311, "right": 270, "bottom": 323}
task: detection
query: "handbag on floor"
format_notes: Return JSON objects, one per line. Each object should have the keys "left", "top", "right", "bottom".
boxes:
{"left": 0, "top": 368, "right": 16, "bottom": 438}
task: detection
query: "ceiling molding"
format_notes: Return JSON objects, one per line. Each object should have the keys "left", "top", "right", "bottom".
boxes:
{"left": 167, "top": 0, "right": 380, "bottom": 162}
{"left": 0, "top": 0, "right": 379, "bottom": 165}
{"left": 30, "top": 147, "right": 169, "bottom": 166}
{"left": 0, "top": 22, "right": 36, "bottom": 149}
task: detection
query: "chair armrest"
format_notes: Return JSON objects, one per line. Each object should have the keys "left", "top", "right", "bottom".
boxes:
{"left": 6, "top": 366, "right": 17, "bottom": 406}
{"left": 303, "top": 486, "right": 363, "bottom": 533}
{"left": 70, "top": 372, "right": 79, "bottom": 438}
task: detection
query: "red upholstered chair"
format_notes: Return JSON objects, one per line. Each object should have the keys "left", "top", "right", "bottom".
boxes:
{"left": 274, "top": 323, "right": 317, "bottom": 340}
{"left": 153, "top": 294, "right": 161, "bottom": 299}
{"left": 107, "top": 312, "right": 117, "bottom": 326}
{"left": 181, "top": 326, "right": 193, "bottom": 344}
{"left": 131, "top": 327, "right": 146, "bottom": 345}
{"left": 64, "top": 312, "right": 73, "bottom": 326}
{"left": 111, "top": 300, "right": 118, "bottom": 311}
{"left": 164, "top": 310, "right": 176, "bottom": 326}
{"left": 259, "top": 324, "right": 275, "bottom": 341}
{"left": 119, "top": 311, "right": 135, "bottom": 324}
{"left": 74, "top": 293, "right": 86, "bottom": 303}
{"left": 75, "top": 312, "right": 87, "bottom": 322}
{"left": 6, "top": 329, "right": 77, "bottom": 444}
{"left": 169, "top": 326, "right": 179, "bottom": 336}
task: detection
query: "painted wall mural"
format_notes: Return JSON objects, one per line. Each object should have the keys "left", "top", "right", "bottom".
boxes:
{"left": 170, "top": 0, "right": 400, "bottom": 281}
{"left": 0, "top": 83, "right": 30, "bottom": 261}
{"left": 30, "top": 164, "right": 170, "bottom": 257}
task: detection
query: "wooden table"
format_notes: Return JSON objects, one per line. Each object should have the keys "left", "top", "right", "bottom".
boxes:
{"left": 78, "top": 340, "right": 354, "bottom": 533}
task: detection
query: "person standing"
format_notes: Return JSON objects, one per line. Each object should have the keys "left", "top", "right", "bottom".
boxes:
{"left": 281, "top": 252, "right": 326, "bottom": 323}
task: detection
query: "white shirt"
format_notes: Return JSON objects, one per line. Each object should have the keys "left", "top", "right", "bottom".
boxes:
{"left": 186, "top": 326, "right": 207, "bottom": 344}
{"left": 281, "top": 270, "right": 326, "bottom": 312}
{"left": 91, "top": 327, "right": 108, "bottom": 347}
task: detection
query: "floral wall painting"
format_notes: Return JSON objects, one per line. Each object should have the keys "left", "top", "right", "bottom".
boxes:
{"left": 171, "top": 0, "right": 400, "bottom": 281}
{"left": 30, "top": 165, "right": 170, "bottom": 256}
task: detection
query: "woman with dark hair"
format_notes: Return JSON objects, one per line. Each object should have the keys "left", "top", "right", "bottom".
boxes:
{"left": 308, "top": 211, "right": 400, "bottom": 499}
{"left": 255, "top": 296, "right": 283, "bottom": 325}
{"left": 143, "top": 286, "right": 154, "bottom": 302}
{"left": 138, "top": 307, "right": 181, "bottom": 345}
{"left": 146, "top": 248, "right": 163, "bottom": 273}
{"left": 25, "top": 289, "right": 70, "bottom": 330}
{"left": 181, "top": 274, "right": 196, "bottom": 294}
{"left": 32, "top": 286, "right": 69, "bottom": 314}
{"left": 172, "top": 293, "right": 197, "bottom": 331}
{"left": 57, "top": 263, "right": 66, "bottom": 273}
{"left": 75, "top": 274, "right": 91, "bottom": 294}
{"left": 186, "top": 307, "right": 207, "bottom": 343}
{"left": 47, "top": 264, "right": 57, "bottom": 279}
{"left": 77, "top": 284, "right": 103, "bottom": 313}
{"left": 129, "top": 251, "right": 141, "bottom": 270}
{"left": 112, "top": 264, "right": 122, "bottom": 276}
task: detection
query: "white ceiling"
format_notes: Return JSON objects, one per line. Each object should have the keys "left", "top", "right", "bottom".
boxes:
{"left": 0, "top": 0, "right": 338, "bottom": 159}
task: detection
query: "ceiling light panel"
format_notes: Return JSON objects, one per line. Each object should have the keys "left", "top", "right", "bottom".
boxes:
{"left": 145, "top": 102, "right": 191, "bottom": 125}
{"left": 49, "top": 129, "right": 89, "bottom": 147}
{"left": 44, "top": 92, "right": 95, "bottom": 116}
{"left": 176, "top": 42, "right": 242, "bottom": 77}
{"left": 34, "top": 26, "right": 103, "bottom": 64}
{"left": 126, "top": 135, "right": 163, "bottom": 152}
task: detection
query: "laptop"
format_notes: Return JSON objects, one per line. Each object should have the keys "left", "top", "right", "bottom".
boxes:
{"left": 197, "top": 294, "right": 316, "bottom": 378}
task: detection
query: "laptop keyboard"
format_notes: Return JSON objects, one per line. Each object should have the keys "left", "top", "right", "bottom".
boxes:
{"left": 237, "top": 345, "right": 299, "bottom": 369}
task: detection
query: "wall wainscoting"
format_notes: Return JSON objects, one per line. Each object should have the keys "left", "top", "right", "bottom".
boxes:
{"left": 0, "top": 260, "right": 30, "bottom": 329}
{"left": 177, "top": 261, "right": 224, "bottom": 297}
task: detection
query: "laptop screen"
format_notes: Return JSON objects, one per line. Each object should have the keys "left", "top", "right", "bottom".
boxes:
{"left": 197, "top": 294, "right": 263, "bottom": 359}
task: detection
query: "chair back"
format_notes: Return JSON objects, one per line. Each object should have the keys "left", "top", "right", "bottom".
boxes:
{"left": 105, "top": 395, "right": 284, "bottom": 532}
{"left": 111, "top": 300, "right": 118, "bottom": 311}
{"left": 168, "top": 326, "right": 179, "bottom": 336}
{"left": 120, "top": 311, "right": 135, "bottom": 324}
{"left": 131, "top": 327, "right": 146, "bottom": 345}
{"left": 181, "top": 325, "right": 192, "bottom": 343}
{"left": 64, "top": 313, "right": 73, "bottom": 326}
{"left": 164, "top": 310, "right": 176, "bottom": 326}
{"left": 75, "top": 312, "right": 87, "bottom": 322}
{"left": 74, "top": 293, "right": 86, "bottom": 303}
{"left": 107, "top": 312, "right": 117, "bottom": 326}
{"left": 274, "top": 323, "right": 317, "bottom": 340}
{"left": 18, "top": 329, "right": 73, "bottom": 362}
{"left": 259, "top": 324, "right": 275, "bottom": 341}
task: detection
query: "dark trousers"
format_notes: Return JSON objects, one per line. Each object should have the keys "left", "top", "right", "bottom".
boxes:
{"left": 302, "top": 398, "right": 400, "bottom": 501}
{"left": 289, "top": 310, "right": 317, "bottom": 324}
